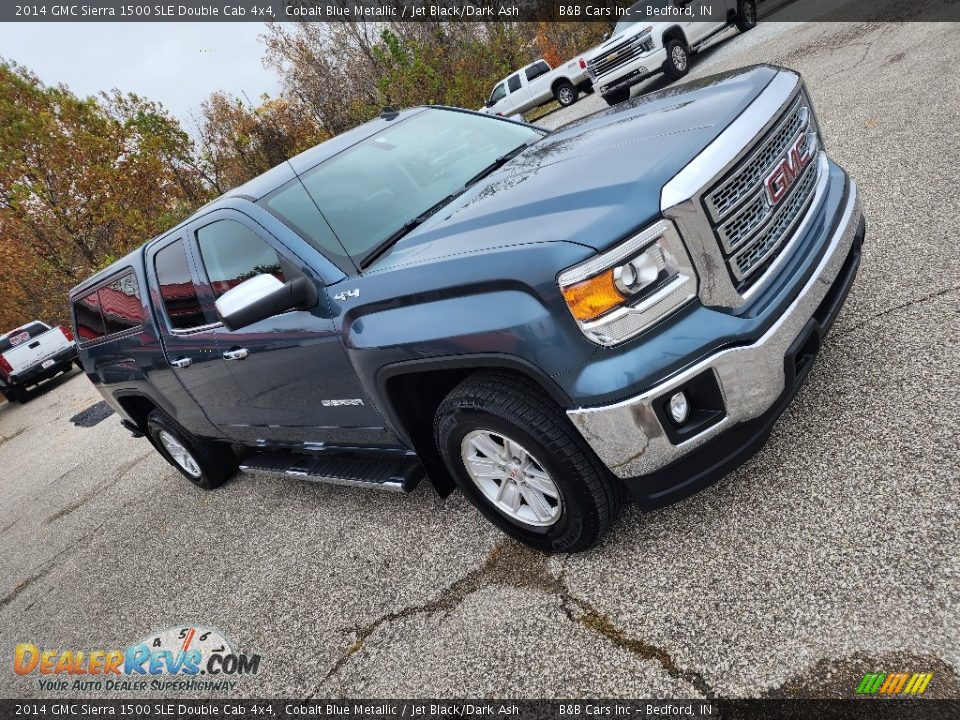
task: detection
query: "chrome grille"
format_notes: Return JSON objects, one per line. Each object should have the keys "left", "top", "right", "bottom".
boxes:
{"left": 589, "top": 34, "right": 654, "bottom": 78}
{"left": 707, "top": 99, "right": 807, "bottom": 220}
{"left": 704, "top": 93, "right": 821, "bottom": 288}
{"left": 729, "top": 157, "right": 818, "bottom": 280}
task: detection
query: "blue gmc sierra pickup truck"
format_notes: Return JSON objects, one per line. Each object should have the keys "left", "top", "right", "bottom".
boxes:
{"left": 71, "top": 65, "right": 864, "bottom": 552}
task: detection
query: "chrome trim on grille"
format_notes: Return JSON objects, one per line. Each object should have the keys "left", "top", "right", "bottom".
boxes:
{"left": 706, "top": 99, "right": 808, "bottom": 221}
{"left": 589, "top": 32, "right": 654, "bottom": 78}
{"left": 729, "top": 149, "right": 819, "bottom": 282}
{"left": 660, "top": 70, "right": 831, "bottom": 308}
{"left": 704, "top": 94, "right": 821, "bottom": 289}
{"left": 661, "top": 71, "right": 802, "bottom": 210}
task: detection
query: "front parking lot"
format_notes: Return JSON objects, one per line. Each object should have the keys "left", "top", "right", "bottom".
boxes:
{"left": 2, "top": 20, "right": 958, "bottom": 699}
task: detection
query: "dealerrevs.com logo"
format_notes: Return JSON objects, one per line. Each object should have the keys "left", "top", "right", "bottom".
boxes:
{"left": 13, "top": 625, "right": 261, "bottom": 693}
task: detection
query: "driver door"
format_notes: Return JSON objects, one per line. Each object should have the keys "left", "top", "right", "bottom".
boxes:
{"left": 187, "top": 209, "right": 391, "bottom": 447}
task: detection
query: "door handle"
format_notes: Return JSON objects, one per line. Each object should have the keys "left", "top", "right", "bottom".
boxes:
{"left": 170, "top": 357, "right": 192, "bottom": 369}
{"left": 222, "top": 348, "right": 249, "bottom": 361}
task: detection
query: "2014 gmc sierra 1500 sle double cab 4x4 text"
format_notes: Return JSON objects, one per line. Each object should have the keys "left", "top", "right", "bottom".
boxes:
{"left": 71, "top": 66, "right": 864, "bottom": 552}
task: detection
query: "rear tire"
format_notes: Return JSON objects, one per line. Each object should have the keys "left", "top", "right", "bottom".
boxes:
{"left": 602, "top": 88, "right": 631, "bottom": 106}
{"left": 736, "top": 0, "right": 758, "bottom": 31}
{"left": 434, "top": 372, "right": 623, "bottom": 553}
{"left": 9, "top": 385, "right": 28, "bottom": 404}
{"left": 663, "top": 39, "right": 690, "bottom": 80}
{"left": 554, "top": 80, "right": 578, "bottom": 107}
{"left": 146, "top": 410, "right": 238, "bottom": 490}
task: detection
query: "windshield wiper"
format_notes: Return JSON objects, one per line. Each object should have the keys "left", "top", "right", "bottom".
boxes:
{"left": 359, "top": 190, "right": 465, "bottom": 270}
{"left": 463, "top": 143, "right": 530, "bottom": 189}
{"left": 358, "top": 142, "right": 533, "bottom": 271}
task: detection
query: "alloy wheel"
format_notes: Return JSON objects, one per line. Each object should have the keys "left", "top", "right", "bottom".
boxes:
{"left": 158, "top": 430, "right": 202, "bottom": 478}
{"left": 460, "top": 430, "right": 562, "bottom": 527}
{"left": 672, "top": 46, "right": 688, "bottom": 71}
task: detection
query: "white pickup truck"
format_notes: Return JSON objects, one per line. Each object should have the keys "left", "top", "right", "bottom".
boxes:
{"left": 0, "top": 321, "right": 78, "bottom": 403}
{"left": 587, "top": 0, "right": 757, "bottom": 106}
{"left": 481, "top": 57, "right": 593, "bottom": 117}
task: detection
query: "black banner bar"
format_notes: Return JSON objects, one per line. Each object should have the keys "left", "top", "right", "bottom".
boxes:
{"left": 3, "top": 0, "right": 960, "bottom": 23}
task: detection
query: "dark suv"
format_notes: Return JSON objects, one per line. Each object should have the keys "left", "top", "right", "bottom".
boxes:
{"left": 71, "top": 66, "right": 864, "bottom": 552}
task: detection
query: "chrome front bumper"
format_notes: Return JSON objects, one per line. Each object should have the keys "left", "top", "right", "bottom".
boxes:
{"left": 567, "top": 182, "right": 862, "bottom": 479}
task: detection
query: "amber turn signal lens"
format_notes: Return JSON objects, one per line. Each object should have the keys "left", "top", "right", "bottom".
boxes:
{"left": 561, "top": 270, "right": 626, "bottom": 322}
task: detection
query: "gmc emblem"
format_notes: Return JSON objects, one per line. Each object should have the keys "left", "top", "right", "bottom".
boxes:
{"left": 764, "top": 135, "right": 813, "bottom": 205}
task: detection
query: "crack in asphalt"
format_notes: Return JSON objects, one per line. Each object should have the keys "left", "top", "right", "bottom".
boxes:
{"left": 0, "top": 516, "right": 108, "bottom": 612}
{"left": 43, "top": 451, "right": 151, "bottom": 524}
{"left": 313, "top": 541, "right": 715, "bottom": 698}
{"left": 0, "top": 426, "right": 25, "bottom": 447}
{"left": 2, "top": 452, "right": 156, "bottom": 614}
{"left": 823, "top": 42, "right": 875, "bottom": 83}
{"left": 836, "top": 284, "right": 960, "bottom": 339}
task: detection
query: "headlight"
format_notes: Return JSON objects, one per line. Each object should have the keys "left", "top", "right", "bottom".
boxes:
{"left": 558, "top": 220, "right": 697, "bottom": 346}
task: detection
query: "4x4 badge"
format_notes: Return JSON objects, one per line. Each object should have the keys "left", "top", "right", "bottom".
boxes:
{"left": 333, "top": 288, "right": 360, "bottom": 301}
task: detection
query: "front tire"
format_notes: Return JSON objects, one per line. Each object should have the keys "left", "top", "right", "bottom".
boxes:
{"left": 736, "top": 0, "right": 758, "bottom": 31}
{"left": 553, "top": 80, "right": 578, "bottom": 107}
{"left": 147, "top": 410, "right": 238, "bottom": 490}
{"left": 663, "top": 39, "right": 690, "bottom": 80}
{"left": 434, "top": 372, "right": 623, "bottom": 553}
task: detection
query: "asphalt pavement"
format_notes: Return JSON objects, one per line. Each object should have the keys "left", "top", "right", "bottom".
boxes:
{"left": 1, "top": 20, "right": 957, "bottom": 700}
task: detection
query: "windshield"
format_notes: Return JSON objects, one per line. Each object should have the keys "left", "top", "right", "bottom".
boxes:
{"left": 613, "top": 0, "right": 674, "bottom": 35}
{"left": 287, "top": 109, "right": 542, "bottom": 265}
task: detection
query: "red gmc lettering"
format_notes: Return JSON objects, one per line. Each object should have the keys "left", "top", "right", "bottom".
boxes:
{"left": 765, "top": 135, "right": 813, "bottom": 205}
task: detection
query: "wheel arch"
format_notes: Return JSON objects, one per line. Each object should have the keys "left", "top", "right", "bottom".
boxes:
{"left": 661, "top": 25, "right": 688, "bottom": 48}
{"left": 550, "top": 76, "right": 574, "bottom": 93}
{"left": 114, "top": 392, "right": 160, "bottom": 432}
{"left": 377, "top": 355, "right": 573, "bottom": 497}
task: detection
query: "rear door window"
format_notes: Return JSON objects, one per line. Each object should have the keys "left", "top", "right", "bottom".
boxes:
{"left": 98, "top": 273, "right": 144, "bottom": 335}
{"left": 507, "top": 74, "right": 522, "bottom": 93}
{"left": 525, "top": 62, "right": 549, "bottom": 81}
{"left": 155, "top": 240, "right": 208, "bottom": 331}
{"left": 74, "top": 293, "right": 106, "bottom": 342}
{"left": 195, "top": 219, "right": 285, "bottom": 299}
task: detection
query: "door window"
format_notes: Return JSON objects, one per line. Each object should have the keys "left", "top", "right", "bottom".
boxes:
{"left": 74, "top": 294, "right": 106, "bottom": 341}
{"left": 155, "top": 240, "right": 207, "bottom": 331}
{"left": 195, "top": 219, "right": 286, "bottom": 299}
{"left": 489, "top": 83, "right": 506, "bottom": 104}
{"left": 525, "top": 62, "right": 549, "bottom": 81}
{"left": 507, "top": 74, "right": 522, "bottom": 93}
{"left": 99, "top": 273, "right": 143, "bottom": 335}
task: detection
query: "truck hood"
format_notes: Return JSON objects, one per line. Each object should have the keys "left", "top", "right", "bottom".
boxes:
{"left": 373, "top": 65, "right": 778, "bottom": 271}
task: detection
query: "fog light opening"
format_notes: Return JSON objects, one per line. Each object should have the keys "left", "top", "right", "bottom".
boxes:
{"left": 668, "top": 391, "right": 690, "bottom": 425}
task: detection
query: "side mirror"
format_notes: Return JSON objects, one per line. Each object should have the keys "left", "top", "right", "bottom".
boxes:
{"left": 603, "top": 32, "right": 610, "bottom": 41}
{"left": 484, "top": 99, "right": 495, "bottom": 108}
{"left": 215, "top": 273, "right": 316, "bottom": 331}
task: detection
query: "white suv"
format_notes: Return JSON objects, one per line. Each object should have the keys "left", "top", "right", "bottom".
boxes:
{"left": 587, "top": 0, "right": 758, "bottom": 105}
